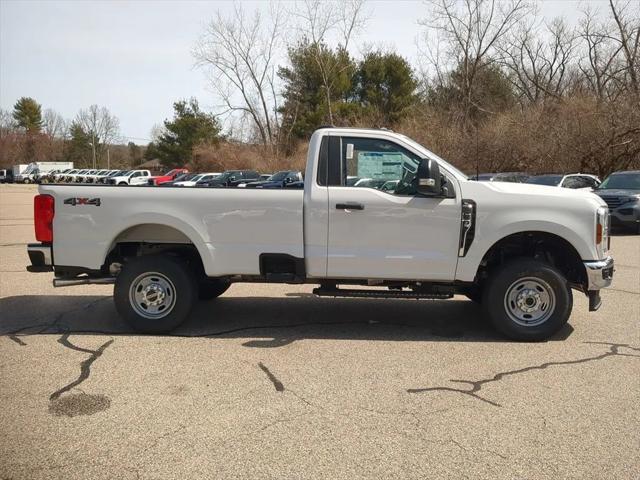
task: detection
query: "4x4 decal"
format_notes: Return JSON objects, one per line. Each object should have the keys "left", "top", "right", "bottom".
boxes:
{"left": 64, "top": 197, "right": 101, "bottom": 206}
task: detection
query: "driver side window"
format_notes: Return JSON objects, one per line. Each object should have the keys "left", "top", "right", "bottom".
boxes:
{"left": 339, "top": 137, "right": 421, "bottom": 196}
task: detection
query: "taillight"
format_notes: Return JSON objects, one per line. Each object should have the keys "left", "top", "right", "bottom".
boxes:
{"left": 34, "top": 194, "right": 54, "bottom": 243}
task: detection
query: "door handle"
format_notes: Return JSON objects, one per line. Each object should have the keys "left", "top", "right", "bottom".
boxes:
{"left": 336, "top": 202, "right": 364, "bottom": 211}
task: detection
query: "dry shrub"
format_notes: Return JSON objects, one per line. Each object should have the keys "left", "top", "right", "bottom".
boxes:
{"left": 191, "top": 140, "right": 308, "bottom": 174}
{"left": 397, "top": 96, "right": 640, "bottom": 176}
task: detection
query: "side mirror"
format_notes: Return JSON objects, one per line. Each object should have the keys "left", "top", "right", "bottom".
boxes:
{"left": 285, "top": 177, "right": 293, "bottom": 183}
{"left": 416, "top": 158, "right": 442, "bottom": 196}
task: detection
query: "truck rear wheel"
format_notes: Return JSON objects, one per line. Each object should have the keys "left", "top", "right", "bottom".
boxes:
{"left": 482, "top": 258, "right": 572, "bottom": 341}
{"left": 114, "top": 255, "right": 197, "bottom": 334}
{"left": 198, "top": 278, "right": 231, "bottom": 300}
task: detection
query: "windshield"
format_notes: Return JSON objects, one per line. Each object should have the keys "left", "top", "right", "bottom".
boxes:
{"left": 398, "top": 134, "right": 468, "bottom": 180}
{"left": 526, "top": 175, "right": 562, "bottom": 186}
{"left": 598, "top": 172, "right": 640, "bottom": 190}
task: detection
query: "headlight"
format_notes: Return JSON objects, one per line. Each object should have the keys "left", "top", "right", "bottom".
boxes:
{"left": 596, "top": 206, "right": 610, "bottom": 257}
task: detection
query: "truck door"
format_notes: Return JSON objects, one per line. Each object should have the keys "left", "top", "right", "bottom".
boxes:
{"left": 326, "top": 135, "right": 461, "bottom": 281}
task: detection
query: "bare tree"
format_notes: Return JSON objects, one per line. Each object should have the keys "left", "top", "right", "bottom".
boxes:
{"left": 42, "top": 109, "right": 67, "bottom": 139}
{"left": 194, "top": 3, "right": 284, "bottom": 147}
{"left": 0, "top": 108, "right": 16, "bottom": 138}
{"left": 577, "top": 7, "right": 625, "bottom": 101}
{"left": 419, "top": 0, "right": 533, "bottom": 123}
{"left": 608, "top": 0, "right": 640, "bottom": 97}
{"left": 76, "top": 105, "right": 120, "bottom": 169}
{"left": 291, "top": 0, "right": 369, "bottom": 123}
{"left": 501, "top": 18, "right": 576, "bottom": 104}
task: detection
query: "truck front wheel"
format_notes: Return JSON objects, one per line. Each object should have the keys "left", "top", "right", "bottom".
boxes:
{"left": 482, "top": 259, "right": 572, "bottom": 341}
{"left": 114, "top": 255, "right": 197, "bottom": 334}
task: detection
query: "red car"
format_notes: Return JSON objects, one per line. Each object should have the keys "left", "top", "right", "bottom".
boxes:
{"left": 149, "top": 168, "right": 189, "bottom": 186}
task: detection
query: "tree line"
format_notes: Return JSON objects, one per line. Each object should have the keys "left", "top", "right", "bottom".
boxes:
{"left": 0, "top": 98, "right": 144, "bottom": 169}
{"left": 2, "top": 0, "right": 638, "bottom": 176}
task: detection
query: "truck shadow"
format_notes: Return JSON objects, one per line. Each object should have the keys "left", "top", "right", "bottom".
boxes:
{"left": 0, "top": 294, "right": 574, "bottom": 347}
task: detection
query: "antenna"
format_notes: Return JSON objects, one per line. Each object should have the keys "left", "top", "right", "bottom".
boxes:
{"left": 475, "top": 123, "right": 479, "bottom": 179}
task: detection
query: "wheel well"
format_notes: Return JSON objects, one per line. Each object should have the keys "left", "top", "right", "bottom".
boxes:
{"left": 476, "top": 231, "right": 586, "bottom": 289}
{"left": 104, "top": 224, "right": 206, "bottom": 278}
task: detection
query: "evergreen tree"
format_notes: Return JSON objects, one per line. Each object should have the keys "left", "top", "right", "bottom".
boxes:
{"left": 150, "top": 99, "right": 221, "bottom": 168}
{"left": 357, "top": 52, "right": 417, "bottom": 124}
{"left": 12, "top": 97, "right": 43, "bottom": 133}
{"left": 64, "top": 121, "right": 92, "bottom": 167}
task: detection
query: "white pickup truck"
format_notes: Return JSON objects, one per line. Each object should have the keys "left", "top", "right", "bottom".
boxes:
{"left": 26, "top": 128, "right": 614, "bottom": 340}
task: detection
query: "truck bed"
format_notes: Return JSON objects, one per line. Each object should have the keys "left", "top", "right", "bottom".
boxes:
{"left": 40, "top": 184, "right": 304, "bottom": 276}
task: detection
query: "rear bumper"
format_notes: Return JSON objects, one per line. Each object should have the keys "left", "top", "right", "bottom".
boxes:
{"left": 583, "top": 256, "right": 614, "bottom": 290}
{"left": 27, "top": 243, "right": 53, "bottom": 272}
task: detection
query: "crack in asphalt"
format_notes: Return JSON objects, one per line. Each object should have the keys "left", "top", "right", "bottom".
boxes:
{"left": 49, "top": 333, "right": 114, "bottom": 400}
{"left": 407, "top": 342, "right": 640, "bottom": 407}
{"left": 258, "top": 362, "right": 285, "bottom": 392}
{"left": 609, "top": 287, "right": 640, "bottom": 295}
{"left": 4, "top": 297, "right": 111, "bottom": 346}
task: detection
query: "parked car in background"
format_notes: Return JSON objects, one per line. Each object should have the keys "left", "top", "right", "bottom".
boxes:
{"left": 16, "top": 162, "right": 74, "bottom": 183}
{"left": 148, "top": 168, "right": 189, "bottom": 186}
{"left": 0, "top": 169, "right": 12, "bottom": 183}
{"left": 595, "top": 170, "right": 640, "bottom": 233}
{"left": 107, "top": 170, "right": 151, "bottom": 185}
{"left": 38, "top": 169, "right": 64, "bottom": 183}
{"left": 97, "top": 170, "right": 125, "bottom": 184}
{"left": 470, "top": 172, "right": 529, "bottom": 183}
{"left": 173, "top": 173, "right": 220, "bottom": 187}
{"left": 470, "top": 173, "right": 497, "bottom": 181}
{"left": 241, "top": 170, "right": 303, "bottom": 188}
{"left": 64, "top": 169, "right": 89, "bottom": 183}
{"left": 84, "top": 169, "right": 111, "bottom": 183}
{"left": 526, "top": 174, "right": 600, "bottom": 190}
{"left": 196, "top": 170, "right": 260, "bottom": 187}
{"left": 493, "top": 172, "right": 530, "bottom": 183}
{"left": 74, "top": 170, "right": 98, "bottom": 182}
{"left": 47, "top": 169, "right": 72, "bottom": 183}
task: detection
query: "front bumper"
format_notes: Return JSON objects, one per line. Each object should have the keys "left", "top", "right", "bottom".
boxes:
{"left": 27, "top": 243, "right": 53, "bottom": 272}
{"left": 584, "top": 256, "right": 614, "bottom": 290}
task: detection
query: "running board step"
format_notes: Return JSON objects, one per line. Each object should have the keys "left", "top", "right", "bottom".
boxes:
{"left": 313, "top": 287, "right": 453, "bottom": 300}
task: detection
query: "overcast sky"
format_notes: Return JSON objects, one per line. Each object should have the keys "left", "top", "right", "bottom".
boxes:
{"left": 0, "top": 0, "right": 607, "bottom": 144}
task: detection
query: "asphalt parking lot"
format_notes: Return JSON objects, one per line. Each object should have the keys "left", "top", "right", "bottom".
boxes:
{"left": 0, "top": 183, "right": 638, "bottom": 479}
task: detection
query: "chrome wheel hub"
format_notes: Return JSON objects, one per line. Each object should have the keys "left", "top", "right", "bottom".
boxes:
{"left": 141, "top": 284, "right": 166, "bottom": 306}
{"left": 504, "top": 277, "right": 556, "bottom": 327}
{"left": 129, "top": 272, "right": 176, "bottom": 319}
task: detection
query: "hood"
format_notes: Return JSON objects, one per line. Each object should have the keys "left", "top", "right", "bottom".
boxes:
{"left": 461, "top": 180, "right": 606, "bottom": 209}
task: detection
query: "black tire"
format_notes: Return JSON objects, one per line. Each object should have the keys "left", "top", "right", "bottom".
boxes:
{"left": 198, "top": 278, "right": 231, "bottom": 300}
{"left": 114, "top": 255, "right": 197, "bottom": 334}
{"left": 482, "top": 258, "right": 572, "bottom": 341}
{"left": 118, "top": 182, "right": 127, "bottom": 186}
{"left": 464, "top": 285, "right": 483, "bottom": 304}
